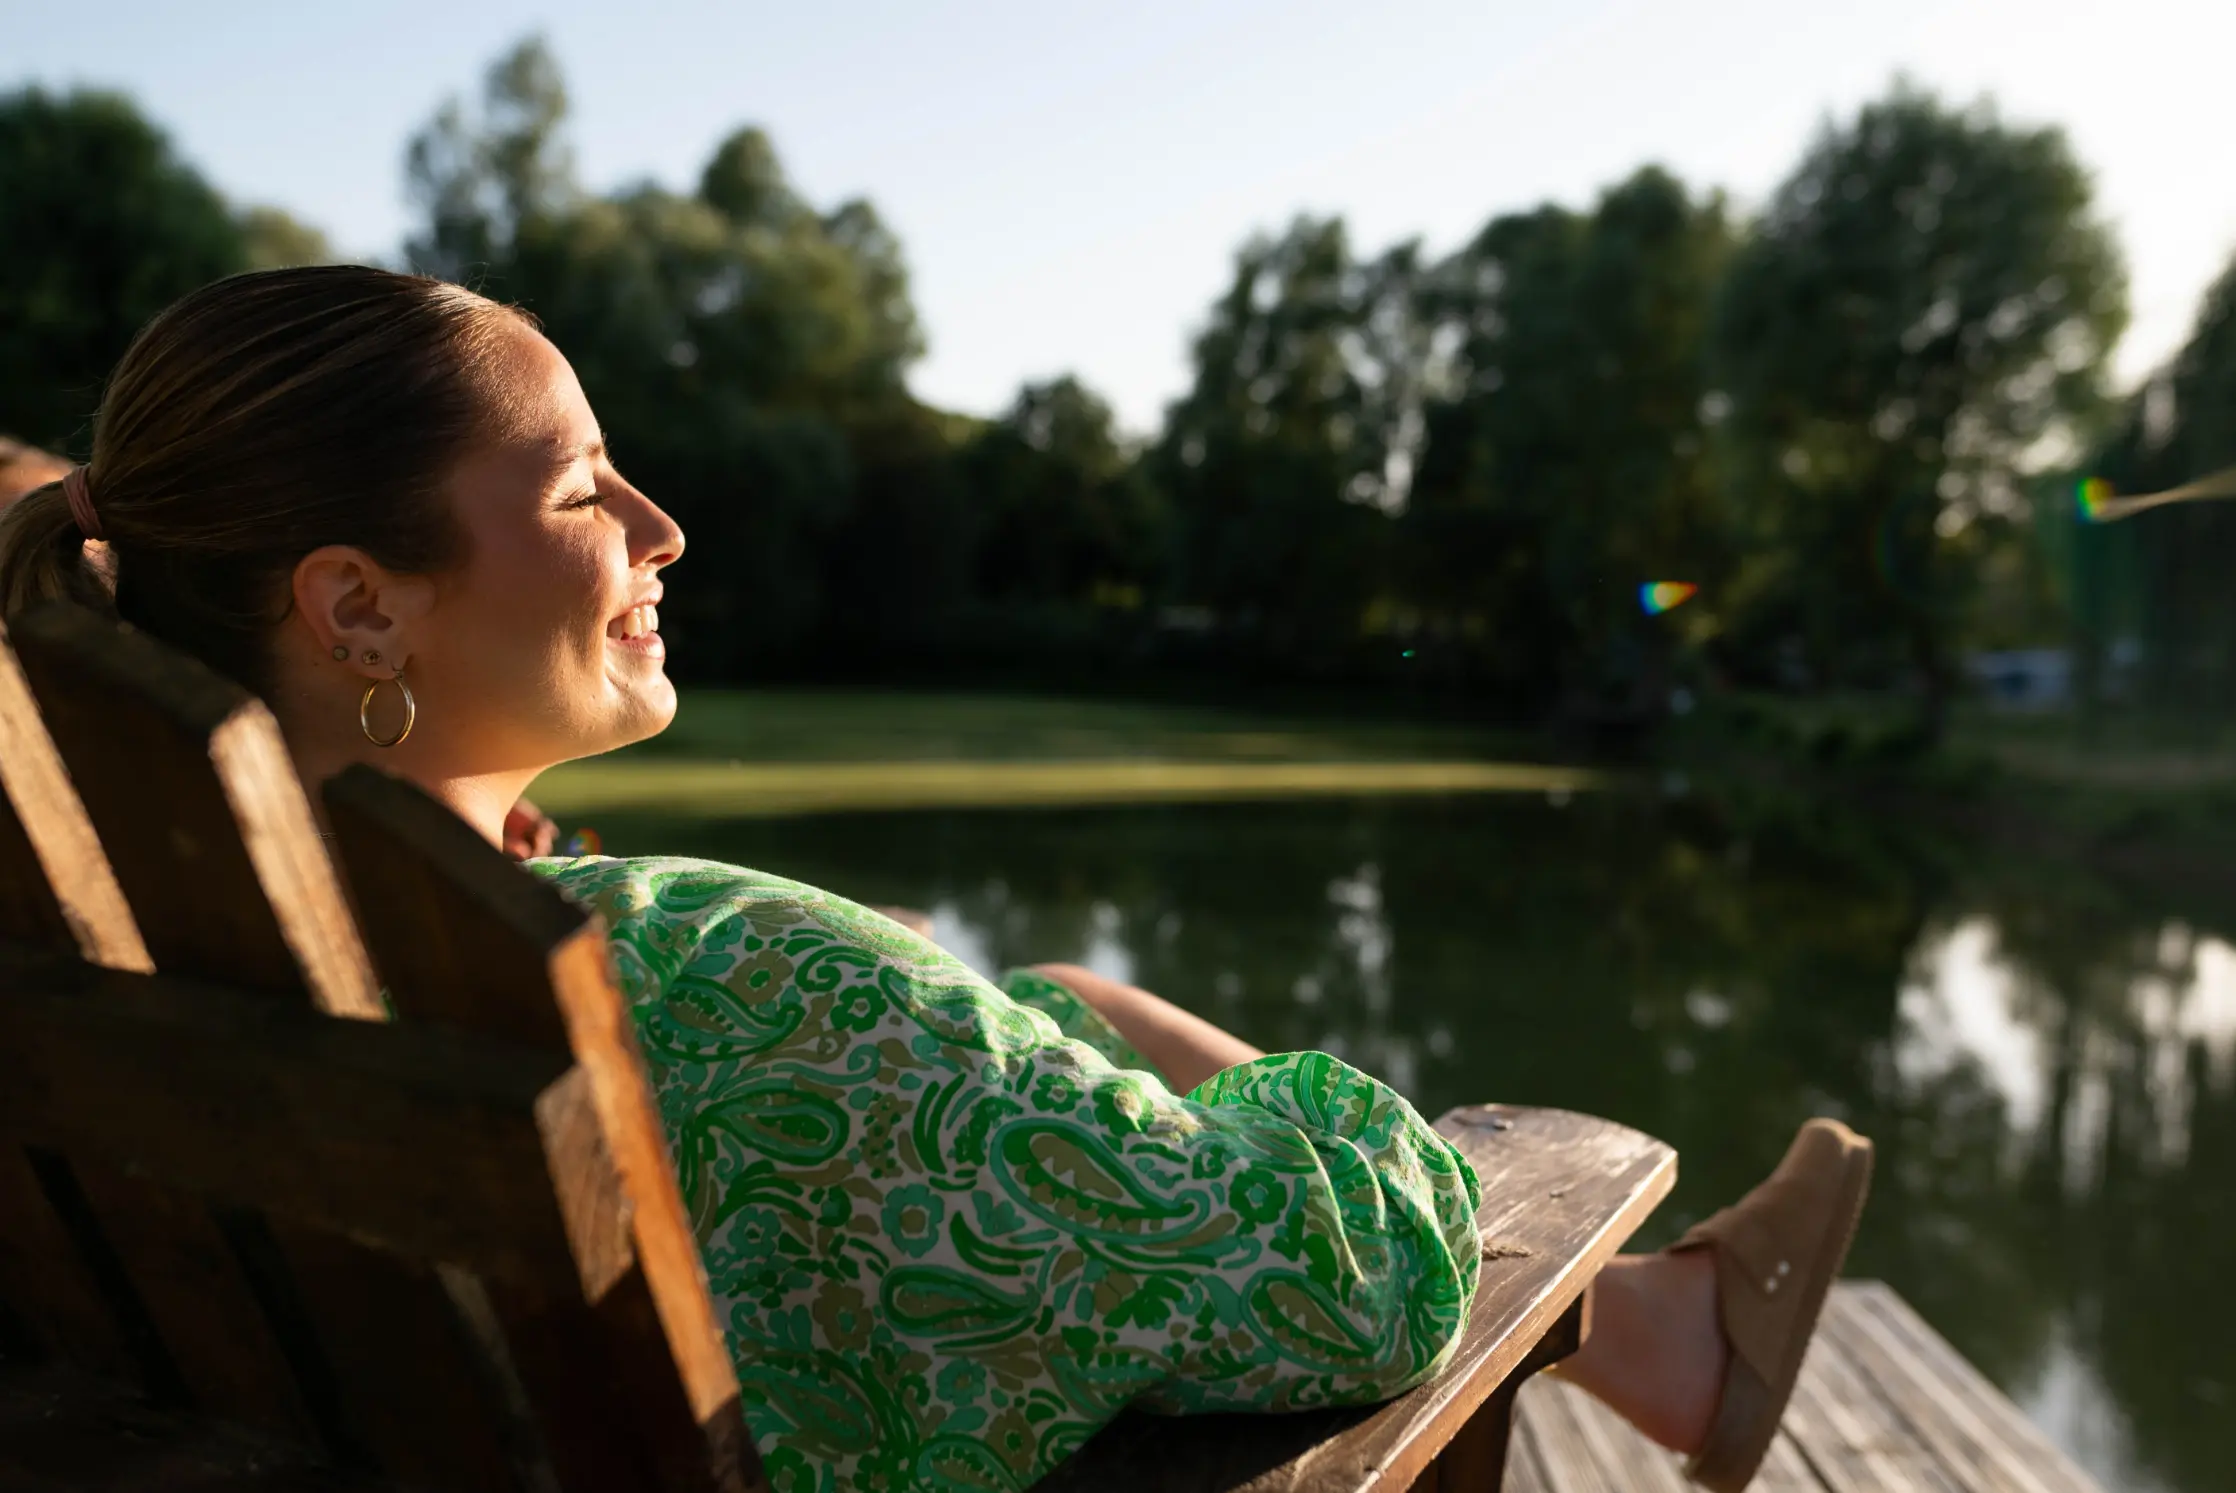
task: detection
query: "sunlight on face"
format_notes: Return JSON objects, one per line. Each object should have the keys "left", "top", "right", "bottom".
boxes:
{"left": 413, "top": 322, "right": 686, "bottom": 774}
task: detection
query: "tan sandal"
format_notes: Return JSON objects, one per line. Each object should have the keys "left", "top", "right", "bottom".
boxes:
{"left": 1672, "top": 1117, "right": 1874, "bottom": 1492}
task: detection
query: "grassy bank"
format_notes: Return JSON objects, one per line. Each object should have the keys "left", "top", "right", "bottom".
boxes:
{"left": 527, "top": 687, "right": 1589, "bottom": 818}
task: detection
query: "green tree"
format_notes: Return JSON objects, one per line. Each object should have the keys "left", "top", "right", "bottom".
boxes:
{"left": 0, "top": 87, "right": 248, "bottom": 452}
{"left": 961, "top": 376, "right": 1162, "bottom": 608}
{"left": 404, "top": 35, "right": 574, "bottom": 283}
{"left": 1154, "top": 217, "right": 1409, "bottom": 677}
{"left": 2082, "top": 250, "right": 2236, "bottom": 715}
{"left": 1401, "top": 167, "right": 1734, "bottom": 713}
{"left": 236, "top": 205, "right": 334, "bottom": 270}
{"left": 1713, "top": 83, "right": 2126, "bottom": 730}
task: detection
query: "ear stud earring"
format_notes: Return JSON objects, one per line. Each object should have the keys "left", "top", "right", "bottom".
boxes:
{"left": 331, "top": 645, "right": 349, "bottom": 661}
{"left": 362, "top": 649, "right": 381, "bottom": 665}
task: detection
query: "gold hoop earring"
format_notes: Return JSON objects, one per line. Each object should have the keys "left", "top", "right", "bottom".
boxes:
{"left": 359, "top": 665, "right": 416, "bottom": 748}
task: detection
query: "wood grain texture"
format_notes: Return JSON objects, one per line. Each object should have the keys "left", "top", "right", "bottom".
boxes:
{"left": 0, "top": 949, "right": 596, "bottom": 1289}
{"left": 0, "top": 1145, "right": 132, "bottom": 1378}
{"left": 1502, "top": 1284, "right": 2108, "bottom": 1493}
{"left": 325, "top": 766, "right": 759, "bottom": 1493}
{"left": 1409, "top": 1295, "right": 1588, "bottom": 1493}
{"left": 8, "top": 602, "right": 375, "bottom": 1016}
{"left": 0, "top": 618, "right": 148, "bottom": 970}
{"left": 254, "top": 1221, "right": 524, "bottom": 1493}
{"left": 3, "top": 608, "right": 574, "bottom": 1486}
{"left": 66, "top": 1162, "right": 317, "bottom": 1443}
{"left": 0, "top": 1358, "right": 380, "bottom": 1493}
{"left": 1035, "top": 1104, "right": 1676, "bottom": 1493}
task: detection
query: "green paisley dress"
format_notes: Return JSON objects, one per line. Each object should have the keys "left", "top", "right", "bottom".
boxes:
{"left": 527, "top": 855, "right": 1481, "bottom": 1493}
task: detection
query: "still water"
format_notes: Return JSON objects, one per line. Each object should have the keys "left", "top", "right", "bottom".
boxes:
{"left": 591, "top": 789, "right": 2233, "bottom": 1493}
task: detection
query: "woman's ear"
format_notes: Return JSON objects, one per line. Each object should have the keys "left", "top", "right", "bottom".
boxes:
{"left": 293, "top": 545, "right": 435, "bottom": 672}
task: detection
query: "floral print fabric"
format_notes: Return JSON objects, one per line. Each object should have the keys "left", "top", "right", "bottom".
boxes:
{"left": 528, "top": 855, "right": 1481, "bottom": 1492}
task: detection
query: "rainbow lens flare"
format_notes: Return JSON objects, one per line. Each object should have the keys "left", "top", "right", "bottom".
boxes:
{"left": 1639, "top": 581, "right": 1698, "bottom": 616}
{"left": 563, "top": 827, "right": 603, "bottom": 857}
{"left": 2076, "top": 477, "right": 2115, "bottom": 522}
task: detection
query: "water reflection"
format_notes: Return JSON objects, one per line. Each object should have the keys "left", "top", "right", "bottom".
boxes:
{"left": 587, "top": 791, "right": 2232, "bottom": 1493}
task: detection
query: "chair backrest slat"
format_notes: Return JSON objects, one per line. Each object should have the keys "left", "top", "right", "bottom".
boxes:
{"left": 8, "top": 603, "right": 377, "bottom": 1015}
{"left": 0, "top": 614, "right": 312, "bottom": 1435}
{"left": 0, "top": 619, "right": 145, "bottom": 971}
{"left": 0, "top": 603, "right": 761, "bottom": 1493}
{"left": 0, "top": 621, "right": 149, "bottom": 1385}
{"left": 0, "top": 1144, "right": 138, "bottom": 1381}
{"left": 326, "top": 766, "right": 760, "bottom": 1493}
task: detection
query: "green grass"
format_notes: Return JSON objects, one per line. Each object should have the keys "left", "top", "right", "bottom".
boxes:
{"left": 614, "top": 688, "right": 1533, "bottom": 763}
{"left": 527, "top": 688, "right": 1580, "bottom": 817}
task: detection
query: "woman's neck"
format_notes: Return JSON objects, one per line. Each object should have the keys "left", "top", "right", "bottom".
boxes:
{"left": 291, "top": 733, "right": 534, "bottom": 851}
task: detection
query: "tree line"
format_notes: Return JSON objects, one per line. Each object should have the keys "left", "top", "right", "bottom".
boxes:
{"left": 7, "top": 38, "right": 2185, "bottom": 730}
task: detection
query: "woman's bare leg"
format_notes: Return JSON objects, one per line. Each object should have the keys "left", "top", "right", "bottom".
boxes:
{"left": 1551, "top": 1250, "right": 1727, "bottom": 1454}
{"left": 1030, "top": 962, "right": 1264, "bottom": 1093}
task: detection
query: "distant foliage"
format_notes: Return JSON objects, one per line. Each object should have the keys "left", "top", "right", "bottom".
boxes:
{"left": 1712, "top": 87, "right": 2125, "bottom": 721}
{"left": 0, "top": 87, "right": 248, "bottom": 453}
{"left": 1, "top": 54, "right": 2143, "bottom": 725}
{"left": 2082, "top": 253, "right": 2236, "bottom": 713}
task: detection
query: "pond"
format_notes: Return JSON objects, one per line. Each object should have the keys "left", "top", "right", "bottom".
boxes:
{"left": 586, "top": 787, "right": 2233, "bottom": 1493}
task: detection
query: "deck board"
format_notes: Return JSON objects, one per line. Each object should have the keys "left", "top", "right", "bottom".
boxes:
{"left": 1505, "top": 1283, "right": 2103, "bottom": 1493}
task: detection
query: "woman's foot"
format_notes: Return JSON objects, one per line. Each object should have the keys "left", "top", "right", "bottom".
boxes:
{"left": 1551, "top": 1118, "right": 1874, "bottom": 1487}
{"left": 1551, "top": 1248, "right": 1729, "bottom": 1452}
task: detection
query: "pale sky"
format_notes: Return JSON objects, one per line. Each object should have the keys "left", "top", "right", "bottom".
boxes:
{"left": 10, "top": 0, "right": 2234, "bottom": 432}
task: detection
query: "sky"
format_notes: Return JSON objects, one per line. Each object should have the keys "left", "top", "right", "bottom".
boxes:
{"left": 10, "top": 0, "right": 2235, "bottom": 433}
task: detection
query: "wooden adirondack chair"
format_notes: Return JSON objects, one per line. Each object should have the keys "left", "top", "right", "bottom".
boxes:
{"left": 0, "top": 601, "right": 1676, "bottom": 1493}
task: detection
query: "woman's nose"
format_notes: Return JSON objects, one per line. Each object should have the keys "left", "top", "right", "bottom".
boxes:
{"left": 624, "top": 485, "right": 685, "bottom": 568}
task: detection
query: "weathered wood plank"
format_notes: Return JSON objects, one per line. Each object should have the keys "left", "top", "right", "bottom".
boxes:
{"left": 1784, "top": 1307, "right": 1969, "bottom": 1493}
{"left": 0, "top": 1358, "right": 380, "bottom": 1492}
{"left": 1503, "top": 1285, "right": 2104, "bottom": 1493}
{"left": 67, "top": 1161, "right": 318, "bottom": 1443}
{"left": 0, "top": 1146, "right": 133, "bottom": 1379}
{"left": 6, "top": 610, "right": 612, "bottom": 1486}
{"left": 1410, "top": 1297, "right": 1587, "bottom": 1492}
{"left": 325, "top": 766, "right": 759, "bottom": 1493}
{"left": 8, "top": 602, "right": 375, "bottom": 1015}
{"left": 1828, "top": 1285, "right": 2101, "bottom": 1493}
{"left": 258, "top": 1223, "right": 528, "bottom": 1492}
{"left": 0, "top": 617, "right": 148, "bottom": 970}
{"left": 1034, "top": 1104, "right": 1676, "bottom": 1493}
{"left": 1508, "top": 1371, "right": 1693, "bottom": 1493}
{"left": 0, "top": 616, "right": 155, "bottom": 1393}
{"left": 0, "top": 948, "right": 600, "bottom": 1291}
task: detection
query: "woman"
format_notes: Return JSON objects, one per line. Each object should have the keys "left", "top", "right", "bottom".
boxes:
{"left": 0, "top": 266, "right": 1870, "bottom": 1493}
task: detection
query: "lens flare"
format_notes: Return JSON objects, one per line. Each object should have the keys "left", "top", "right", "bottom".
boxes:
{"left": 2075, "top": 465, "right": 2236, "bottom": 524}
{"left": 563, "top": 827, "right": 603, "bottom": 857}
{"left": 1640, "top": 581, "right": 1699, "bottom": 616}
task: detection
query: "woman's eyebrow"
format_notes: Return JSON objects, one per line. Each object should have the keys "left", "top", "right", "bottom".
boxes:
{"left": 537, "top": 431, "right": 608, "bottom": 471}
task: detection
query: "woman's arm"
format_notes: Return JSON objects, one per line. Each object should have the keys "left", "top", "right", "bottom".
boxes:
{"left": 1028, "top": 961, "right": 1265, "bottom": 1094}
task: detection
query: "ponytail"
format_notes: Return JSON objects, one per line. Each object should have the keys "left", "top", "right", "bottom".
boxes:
{"left": 0, "top": 479, "right": 114, "bottom": 621}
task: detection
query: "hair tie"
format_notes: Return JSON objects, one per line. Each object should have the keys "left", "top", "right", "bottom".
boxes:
{"left": 61, "top": 466, "right": 104, "bottom": 541}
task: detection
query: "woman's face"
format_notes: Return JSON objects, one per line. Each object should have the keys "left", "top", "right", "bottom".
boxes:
{"left": 406, "top": 323, "right": 686, "bottom": 775}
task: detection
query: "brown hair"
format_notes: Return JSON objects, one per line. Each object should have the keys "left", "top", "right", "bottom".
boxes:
{"left": 0, "top": 266, "right": 531, "bottom": 692}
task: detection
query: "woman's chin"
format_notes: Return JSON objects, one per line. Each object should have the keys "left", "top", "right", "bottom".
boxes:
{"left": 612, "top": 675, "right": 679, "bottom": 742}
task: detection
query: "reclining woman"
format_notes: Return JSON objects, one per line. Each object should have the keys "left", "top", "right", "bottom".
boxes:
{"left": 0, "top": 266, "right": 1871, "bottom": 1493}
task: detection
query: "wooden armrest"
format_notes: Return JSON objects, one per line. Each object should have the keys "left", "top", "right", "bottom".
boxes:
{"left": 1033, "top": 1104, "right": 1676, "bottom": 1492}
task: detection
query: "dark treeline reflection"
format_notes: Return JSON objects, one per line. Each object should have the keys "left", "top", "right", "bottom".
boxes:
{"left": 592, "top": 791, "right": 2232, "bottom": 1493}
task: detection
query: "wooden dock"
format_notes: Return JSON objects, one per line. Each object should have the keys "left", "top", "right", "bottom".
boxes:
{"left": 1509, "top": 1282, "right": 2104, "bottom": 1493}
